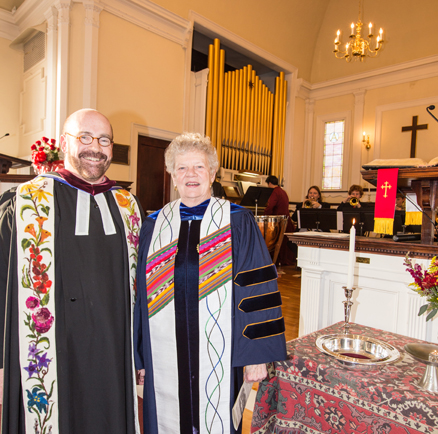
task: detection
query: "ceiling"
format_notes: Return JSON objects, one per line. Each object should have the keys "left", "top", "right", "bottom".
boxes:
{"left": 0, "top": 0, "right": 25, "bottom": 12}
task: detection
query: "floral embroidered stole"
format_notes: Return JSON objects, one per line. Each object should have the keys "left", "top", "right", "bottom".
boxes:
{"left": 16, "top": 176, "right": 141, "bottom": 434}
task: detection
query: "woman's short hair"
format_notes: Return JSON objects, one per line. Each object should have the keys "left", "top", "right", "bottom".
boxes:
{"left": 164, "top": 133, "right": 219, "bottom": 178}
{"left": 348, "top": 184, "right": 364, "bottom": 197}
{"left": 265, "top": 175, "right": 279, "bottom": 186}
{"left": 306, "top": 185, "right": 322, "bottom": 202}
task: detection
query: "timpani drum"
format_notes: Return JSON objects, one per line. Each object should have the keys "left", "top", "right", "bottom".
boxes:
{"left": 255, "top": 215, "right": 287, "bottom": 252}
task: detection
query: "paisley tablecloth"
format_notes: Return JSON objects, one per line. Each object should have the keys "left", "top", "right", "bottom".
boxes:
{"left": 251, "top": 322, "right": 438, "bottom": 434}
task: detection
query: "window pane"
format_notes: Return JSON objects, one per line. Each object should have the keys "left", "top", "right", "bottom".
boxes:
{"left": 322, "top": 120, "right": 345, "bottom": 190}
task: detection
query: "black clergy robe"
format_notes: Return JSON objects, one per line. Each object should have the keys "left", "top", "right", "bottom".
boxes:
{"left": 0, "top": 176, "right": 142, "bottom": 434}
{"left": 134, "top": 200, "right": 287, "bottom": 434}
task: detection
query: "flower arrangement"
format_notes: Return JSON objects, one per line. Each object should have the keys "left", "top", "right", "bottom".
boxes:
{"left": 31, "top": 137, "right": 64, "bottom": 174}
{"left": 405, "top": 254, "right": 438, "bottom": 321}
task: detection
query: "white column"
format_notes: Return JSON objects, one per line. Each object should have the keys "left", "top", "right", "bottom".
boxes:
{"left": 82, "top": 1, "right": 103, "bottom": 109}
{"left": 302, "top": 98, "right": 315, "bottom": 198}
{"left": 44, "top": 6, "right": 58, "bottom": 139}
{"left": 351, "top": 90, "right": 366, "bottom": 186}
{"left": 55, "top": 0, "right": 72, "bottom": 139}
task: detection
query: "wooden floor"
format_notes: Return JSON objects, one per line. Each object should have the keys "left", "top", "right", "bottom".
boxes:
{"left": 241, "top": 264, "right": 301, "bottom": 433}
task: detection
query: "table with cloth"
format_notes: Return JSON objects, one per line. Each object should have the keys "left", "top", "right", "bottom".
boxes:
{"left": 251, "top": 322, "right": 438, "bottom": 434}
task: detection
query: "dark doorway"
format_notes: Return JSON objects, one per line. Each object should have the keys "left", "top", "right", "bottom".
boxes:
{"left": 136, "top": 135, "right": 171, "bottom": 213}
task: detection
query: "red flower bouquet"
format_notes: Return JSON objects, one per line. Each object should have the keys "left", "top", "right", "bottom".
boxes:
{"left": 31, "top": 137, "right": 64, "bottom": 174}
{"left": 405, "top": 254, "right": 438, "bottom": 321}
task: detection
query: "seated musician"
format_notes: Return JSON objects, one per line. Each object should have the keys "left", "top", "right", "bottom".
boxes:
{"left": 337, "top": 184, "right": 366, "bottom": 210}
{"left": 395, "top": 192, "right": 406, "bottom": 211}
{"left": 264, "top": 175, "right": 296, "bottom": 265}
{"left": 292, "top": 185, "right": 330, "bottom": 222}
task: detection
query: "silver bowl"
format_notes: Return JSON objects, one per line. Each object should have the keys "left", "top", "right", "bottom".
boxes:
{"left": 316, "top": 334, "right": 401, "bottom": 369}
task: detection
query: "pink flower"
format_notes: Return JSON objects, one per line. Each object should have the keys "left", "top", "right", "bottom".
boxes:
{"left": 32, "top": 307, "right": 54, "bottom": 333}
{"left": 129, "top": 213, "right": 140, "bottom": 227}
{"left": 26, "top": 296, "right": 40, "bottom": 310}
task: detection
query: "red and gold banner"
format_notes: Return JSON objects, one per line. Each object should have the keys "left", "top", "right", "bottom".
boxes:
{"left": 374, "top": 168, "right": 398, "bottom": 235}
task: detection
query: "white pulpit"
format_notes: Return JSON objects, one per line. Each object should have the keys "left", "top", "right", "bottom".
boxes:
{"left": 289, "top": 232, "right": 438, "bottom": 343}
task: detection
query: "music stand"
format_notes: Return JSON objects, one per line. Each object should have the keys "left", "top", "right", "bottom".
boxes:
{"left": 240, "top": 186, "right": 273, "bottom": 208}
{"left": 317, "top": 209, "right": 338, "bottom": 232}
{"left": 342, "top": 211, "right": 361, "bottom": 233}
{"left": 297, "top": 209, "right": 320, "bottom": 230}
{"left": 360, "top": 210, "right": 376, "bottom": 235}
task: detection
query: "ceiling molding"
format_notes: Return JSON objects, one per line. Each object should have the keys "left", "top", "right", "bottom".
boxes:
{"left": 299, "top": 55, "right": 438, "bottom": 101}
{"left": 0, "top": 0, "right": 191, "bottom": 45}
{"left": 94, "top": 0, "right": 190, "bottom": 46}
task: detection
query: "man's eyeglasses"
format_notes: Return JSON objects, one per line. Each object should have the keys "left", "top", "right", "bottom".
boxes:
{"left": 65, "top": 132, "right": 113, "bottom": 147}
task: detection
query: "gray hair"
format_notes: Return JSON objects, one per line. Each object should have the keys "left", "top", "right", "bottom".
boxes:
{"left": 165, "top": 132, "right": 219, "bottom": 178}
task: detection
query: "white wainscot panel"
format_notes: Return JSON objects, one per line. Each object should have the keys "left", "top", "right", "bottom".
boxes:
{"left": 297, "top": 246, "right": 438, "bottom": 343}
{"left": 327, "top": 279, "right": 399, "bottom": 333}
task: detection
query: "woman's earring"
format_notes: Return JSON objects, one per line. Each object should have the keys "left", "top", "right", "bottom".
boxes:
{"left": 174, "top": 185, "right": 177, "bottom": 192}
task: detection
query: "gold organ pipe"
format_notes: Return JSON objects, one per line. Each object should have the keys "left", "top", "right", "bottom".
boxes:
{"left": 222, "top": 72, "right": 230, "bottom": 168}
{"left": 231, "top": 69, "right": 240, "bottom": 170}
{"left": 267, "top": 92, "right": 274, "bottom": 175}
{"left": 271, "top": 76, "right": 280, "bottom": 176}
{"left": 227, "top": 71, "right": 235, "bottom": 170}
{"left": 236, "top": 66, "right": 248, "bottom": 170}
{"left": 279, "top": 76, "right": 287, "bottom": 183}
{"left": 248, "top": 76, "right": 257, "bottom": 171}
{"left": 255, "top": 77, "right": 263, "bottom": 171}
{"left": 216, "top": 48, "right": 225, "bottom": 163}
{"left": 235, "top": 68, "right": 244, "bottom": 170}
{"left": 211, "top": 39, "right": 221, "bottom": 149}
{"left": 276, "top": 74, "right": 284, "bottom": 178}
{"left": 247, "top": 69, "right": 256, "bottom": 171}
{"left": 205, "top": 44, "right": 214, "bottom": 139}
{"left": 259, "top": 85, "right": 265, "bottom": 174}
{"left": 243, "top": 65, "right": 252, "bottom": 170}
{"left": 254, "top": 81, "right": 262, "bottom": 172}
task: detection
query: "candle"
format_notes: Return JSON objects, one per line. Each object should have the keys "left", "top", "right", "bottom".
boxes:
{"left": 351, "top": 23, "right": 355, "bottom": 36}
{"left": 346, "top": 219, "right": 356, "bottom": 289}
{"left": 379, "top": 28, "right": 384, "bottom": 42}
{"left": 368, "top": 22, "right": 373, "bottom": 36}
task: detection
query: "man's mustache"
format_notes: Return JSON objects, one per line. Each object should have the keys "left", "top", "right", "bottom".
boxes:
{"left": 79, "top": 151, "right": 108, "bottom": 161}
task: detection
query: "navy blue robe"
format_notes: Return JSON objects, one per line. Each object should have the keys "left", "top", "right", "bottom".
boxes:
{"left": 134, "top": 200, "right": 287, "bottom": 434}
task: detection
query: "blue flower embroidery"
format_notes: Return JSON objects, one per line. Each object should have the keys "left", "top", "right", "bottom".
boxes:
{"left": 27, "top": 387, "right": 48, "bottom": 413}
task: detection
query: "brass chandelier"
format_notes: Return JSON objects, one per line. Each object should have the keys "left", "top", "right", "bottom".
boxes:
{"left": 333, "top": 0, "right": 384, "bottom": 62}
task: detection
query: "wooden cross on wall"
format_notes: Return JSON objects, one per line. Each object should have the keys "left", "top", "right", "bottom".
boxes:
{"left": 401, "top": 115, "right": 428, "bottom": 158}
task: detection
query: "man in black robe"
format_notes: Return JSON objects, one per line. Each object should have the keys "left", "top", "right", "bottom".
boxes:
{"left": 0, "top": 109, "right": 144, "bottom": 433}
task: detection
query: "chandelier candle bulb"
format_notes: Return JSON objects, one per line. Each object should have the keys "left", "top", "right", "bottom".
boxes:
{"left": 347, "top": 219, "right": 356, "bottom": 289}
{"left": 351, "top": 23, "right": 355, "bottom": 36}
{"left": 379, "top": 28, "right": 384, "bottom": 41}
{"left": 368, "top": 22, "right": 373, "bottom": 36}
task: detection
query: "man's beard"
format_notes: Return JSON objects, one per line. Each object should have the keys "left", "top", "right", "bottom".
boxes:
{"left": 67, "top": 150, "right": 111, "bottom": 183}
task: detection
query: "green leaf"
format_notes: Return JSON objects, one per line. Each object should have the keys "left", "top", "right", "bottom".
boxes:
{"left": 38, "top": 336, "right": 50, "bottom": 349}
{"left": 41, "top": 293, "right": 50, "bottom": 306}
{"left": 41, "top": 205, "right": 50, "bottom": 216}
{"left": 426, "top": 308, "right": 438, "bottom": 321}
{"left": 40, "top": 247, "right": 52, "bottom": 256}
{"left": 48, "top": 380, "right": 55, "bottom": 399}
{"left": 418, "top": 304, "right": 428, "bottom": 316}
{"left": 20, "top": 205, "right": 35, "bottom": 219}
{"left": 21, "top": 238, "right": 32, "bottom": 252}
